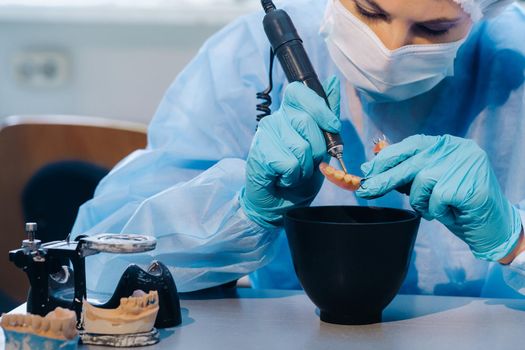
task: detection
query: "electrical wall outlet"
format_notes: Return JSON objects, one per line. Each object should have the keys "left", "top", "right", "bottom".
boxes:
{"left": 11, "top": 50, "right": 70, "bottom": 88}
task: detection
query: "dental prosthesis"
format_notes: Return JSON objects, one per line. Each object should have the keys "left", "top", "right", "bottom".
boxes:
{"left": 0, "top": 291, "right": 162, "bottom": 349}
{"left": 321, "top": 136, "right": 390, "bottom": 191}
{"left": 1, "top": 307, "right": 78, "bottom": 350}
{"left": 80, "top": 290, "right": 161, "bottom": 347}
{"left": 82, "top": 290, "right": 159, "bottom": 335}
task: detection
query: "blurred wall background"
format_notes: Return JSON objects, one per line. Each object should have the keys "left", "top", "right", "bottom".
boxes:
{"left": 0, "top": 1, "right": 258, "bottom": 124}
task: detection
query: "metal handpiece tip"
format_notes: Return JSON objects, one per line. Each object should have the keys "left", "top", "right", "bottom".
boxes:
{"left": 336, "top": 156, "right": 348, "bottom": 174}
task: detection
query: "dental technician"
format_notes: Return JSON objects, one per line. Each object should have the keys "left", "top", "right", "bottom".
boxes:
{"left": 72, "top": 0, "right": 525, "bottom": 298}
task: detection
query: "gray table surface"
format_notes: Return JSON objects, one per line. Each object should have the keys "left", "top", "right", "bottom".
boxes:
{"left": 2, "top": 288, "right": 525, "bottom": 350}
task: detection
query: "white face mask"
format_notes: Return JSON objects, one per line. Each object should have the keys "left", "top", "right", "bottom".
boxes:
{"left": 319, "top": 0, "right": 468, "bottom": 102}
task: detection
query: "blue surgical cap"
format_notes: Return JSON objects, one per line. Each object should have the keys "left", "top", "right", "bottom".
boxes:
{"left": 453, "top": 0, "right": 515, "bottom": 21}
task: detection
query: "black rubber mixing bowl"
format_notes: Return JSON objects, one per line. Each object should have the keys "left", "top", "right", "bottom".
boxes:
{"left": 284, "top": 206, "right": 420, "bottom": 325}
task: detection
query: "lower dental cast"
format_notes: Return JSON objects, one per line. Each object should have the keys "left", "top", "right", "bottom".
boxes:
{"left": 82, "top": 290, "right": 159, "bottom": 335}
{"left": 1, "top": 307, "right": 78, "bottom": 341}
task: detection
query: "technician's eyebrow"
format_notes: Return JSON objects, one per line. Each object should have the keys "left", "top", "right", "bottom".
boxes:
{"left": 361, "top": 0, "right": 388, "bottom": 14}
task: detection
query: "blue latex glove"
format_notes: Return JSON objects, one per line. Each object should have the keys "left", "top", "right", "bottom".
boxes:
{"left": 240, "top": 77, "right": 341, "bottom": 229}
{"left": 357, "top": 134, "right": 522, "bottom": 261}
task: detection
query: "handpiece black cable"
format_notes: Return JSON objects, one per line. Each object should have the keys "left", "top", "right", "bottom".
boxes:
{"left": 256, "top": 49, "right": 275, "bottom": 125}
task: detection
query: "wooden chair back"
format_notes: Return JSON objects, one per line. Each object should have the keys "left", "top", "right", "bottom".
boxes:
{"left": 0, "top": 115, "right": 147, "bottom": 303}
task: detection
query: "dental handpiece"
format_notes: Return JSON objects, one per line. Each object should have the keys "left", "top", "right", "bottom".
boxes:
{"left": 261, "top": 0, "right": 348, "bottom": 173}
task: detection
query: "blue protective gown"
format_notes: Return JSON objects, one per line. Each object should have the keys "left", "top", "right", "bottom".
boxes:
{"left": 72, "top": 0, "right": 525, "bottom": 298}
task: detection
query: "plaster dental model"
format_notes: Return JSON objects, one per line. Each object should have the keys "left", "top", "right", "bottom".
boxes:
{"left": 1, "top": 307, "right": 78, "bottom": 350}
{"left": 81, "top": 290, "right": 161, "bottom": 347}
{"left": 82, "top": 290, "right": 159, "bottom": 335}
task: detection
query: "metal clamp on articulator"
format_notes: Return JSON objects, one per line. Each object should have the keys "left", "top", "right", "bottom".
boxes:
{"left": 259, "top": 0, "right": 348, "bottom": 173}
{"left": 9, "top": 222, "right": 92, "bottom": 320}
{"left": 9, "top": 223, "right": 182, "bottom": 347}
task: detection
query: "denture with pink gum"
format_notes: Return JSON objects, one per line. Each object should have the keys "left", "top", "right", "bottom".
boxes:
{"left": 320, "top": 136, "right": 389, "bottom": 191}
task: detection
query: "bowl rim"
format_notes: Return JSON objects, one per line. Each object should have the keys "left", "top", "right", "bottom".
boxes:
{"left": 284, "top": 205, "right": 420, "bottom": 226}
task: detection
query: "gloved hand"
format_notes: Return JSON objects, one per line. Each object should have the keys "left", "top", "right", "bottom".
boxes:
{"left": 240, "top": 76, "right": 341, "bottom": 229}
{"left": 356, "top": 134, "right": 523, "bottom": 261}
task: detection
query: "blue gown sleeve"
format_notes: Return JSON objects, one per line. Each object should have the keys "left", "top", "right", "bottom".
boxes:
{"left": 70, "top": 11, "right": 283, "bottom": 293}
{"left": 474, "top": 5, "right": 525, "bottom": 296}
{"left": 503, "top": 207, "right": 525, "bottom": 293}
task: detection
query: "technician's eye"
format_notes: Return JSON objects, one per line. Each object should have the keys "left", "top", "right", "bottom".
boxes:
{"left": 416, "top": 25, "right": 450, "bottom": 37}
